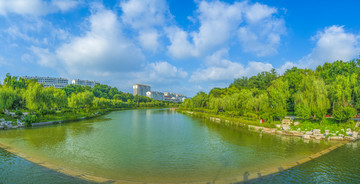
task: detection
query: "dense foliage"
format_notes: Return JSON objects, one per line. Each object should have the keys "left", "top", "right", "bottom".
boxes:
{"left": 0, "top": 73, "right": 177, "bottom": 119}
{"left": 182, "top": 59, "right": 360, "bottom": 123}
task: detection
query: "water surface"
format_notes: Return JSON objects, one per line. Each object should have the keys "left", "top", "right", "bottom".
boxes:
{"left": 0, "top": 109, "right": 336, "bottom": 183}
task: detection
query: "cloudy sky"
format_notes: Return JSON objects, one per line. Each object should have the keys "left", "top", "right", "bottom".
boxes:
{"left": 0, "top": 0, "right": 359, "bottom": 96}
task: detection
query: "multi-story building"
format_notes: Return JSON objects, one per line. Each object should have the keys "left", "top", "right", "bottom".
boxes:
{"left": 146, "top": 91, "right": 164, "bottom": 101}
{"left": 133, "top": 84, "right": 151, "bottom": 96}
{"left": 22, "top": 76, "right": 68, "bottom": 88}
{"left": 164, "top": 92, "right": 187, "bottom": 102}
{"left": 164, "top": 92, "right": 176, "bottom": 97}
{"left": 72, "top": 79, "right": 99, "bottom": 88}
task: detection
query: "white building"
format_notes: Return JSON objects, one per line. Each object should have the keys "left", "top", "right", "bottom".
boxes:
{"left": 164, "top": 92, "right": 176, "bottom": 97}
{"left": 146, "top": 91, "right": 164, "bottom": 101}
{"left": 164, "top": 92, "right": 187, "bottom": 102}
{"left": 72, "top": 79, "right": 99, "bottom": 88}
{"left": 22, "top": 76, "right": 68, "bottom": 88}
{"left": 133, "top": 84, "right": 151, "bottom": 96}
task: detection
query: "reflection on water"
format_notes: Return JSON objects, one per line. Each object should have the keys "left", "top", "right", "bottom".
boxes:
{"left": 0, "top": 148, "right": 92, "bottom": 184}
{"left": 249, "top": 141, "right": 360, "bottom": 184}
{"left": 0, "top": 109, "right": 338, "bottom": 183}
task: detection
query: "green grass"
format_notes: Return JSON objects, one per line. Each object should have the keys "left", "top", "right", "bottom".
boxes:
{"left": 0, "top": 114, "right": 17, "bottom": 122}
{"left": 290, "top": 118, "right": 357, "bottom": 134}
{"left": 178, "top": 109, "right": 276, "bottom": 128}
{"left": 179, "top": 108, "right": 359, "bottom": 133}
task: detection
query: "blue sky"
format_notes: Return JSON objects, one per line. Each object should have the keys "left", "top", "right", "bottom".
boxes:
{"left": 0, "top": 0, "right": 359, "bottom": 96}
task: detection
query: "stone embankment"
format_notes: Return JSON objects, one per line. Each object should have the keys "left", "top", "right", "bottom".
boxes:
{"left": 0, "top": 119, "right": 25, "bottom": 130}
{"left": 0, "top": 112, "right": 101, "bottom": 130}
{"left": 185, "top": 111, "right": 360, "bottom": 142}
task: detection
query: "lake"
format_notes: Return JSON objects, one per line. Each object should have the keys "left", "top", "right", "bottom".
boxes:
{"left": 0, "top": 109, "right": 356, "bottom": 183}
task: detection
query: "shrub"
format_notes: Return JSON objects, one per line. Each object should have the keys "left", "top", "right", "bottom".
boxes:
{"left": 24, "top": 115, "right": 37, "bottom": 127}
{"left": 39, "top": 109, "right": 56, "bottom": 116}
{"left": 15, "top": 110, "right": 23, "bottom": 116}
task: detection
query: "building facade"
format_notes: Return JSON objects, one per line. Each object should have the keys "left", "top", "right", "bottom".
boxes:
{"left": 164, "top": 92, "right": 187, "bottom": 102}
{"left": 72, "top": 79, "right": 99, "bottom": 88}
{"left": 133, "top": 84, "right": 151, "bottom": 96}
{"left": 22, "top": 76, "right": 68, "bottom": 88}
{"left": 146, "top": 91, "right": 164, "bottom": 101}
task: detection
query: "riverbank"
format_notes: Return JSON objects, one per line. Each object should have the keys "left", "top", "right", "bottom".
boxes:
{"left": 179, "top": 110, "right": 360, "bottom": 142}
{"left": 0, "top": 109, "right": 114, "bottom": 130}
{"left": 0, "top": 107, "right": 172, "bottom": 130}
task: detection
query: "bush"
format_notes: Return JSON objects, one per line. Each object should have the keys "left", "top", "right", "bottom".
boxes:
{"left": 24, "top": 115, "right": 37, "bottom": 127}
{"left": 39, "top": 109, "right": 56, "bottom": 116}
{"left": 15, "top": 110, "right": 23, "bottom": 116}
{"left": 61, "top": 109, "right": 73, "bottom": 113}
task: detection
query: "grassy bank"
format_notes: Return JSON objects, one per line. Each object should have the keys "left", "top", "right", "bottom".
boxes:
{"left": 290, "top": 119, "right": 359, "bottom": 135}
{"left": 178, "top": 108, "right": 359, "bottom": 136}
{"left": 177, "top": 108, "right": 279, "bottom": 128}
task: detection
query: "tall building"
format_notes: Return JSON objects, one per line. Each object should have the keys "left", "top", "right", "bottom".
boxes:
{"left": 164, "top": 92, "right": 176, "bottom": 97}
{"left": 22, "top": 76, "right": 68, "bottom": 88}
{"left": 72, "top": 79, "right": 99, "bottom": 88}
{"left": 133, "top": 84, "right": 151, "bottom": 96}
{"left": 146, "top": 91, "right": 164, "bottom": 101}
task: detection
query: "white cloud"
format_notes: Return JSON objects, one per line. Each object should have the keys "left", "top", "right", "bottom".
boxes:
{"left": 167, "top": 1, "right": 245, "bottom": 59}
{"left": 29, "top": 6, "right": 187, "bottom": 91}
{"left": 31, "top": 46, "right": 57, "bottom": 67}
{"left": 300, "top": 25, "right": 360, "bottom": 67}
{"left": 6, "top": 25, "right": 40, "bottom": 43}
{"left": 167, "top": 1, "right": 285, "bottom": 59}
{"left": 55, "top": 7, "right": 145, "bottom": 77}
{"left": 97, "top": 61, "right": 188, "bottom": 92}
{"left": 190, "top": 49, "right": 273, "bottom": 82}
{"left": 51, "top": 0, "right": 79, "bottom": 12}
{"left": 244, "top": 3, "right": 277, "bottom": 23}
{"left": 276, "top": 61, "right": 299, "bottom": 74}
{"left": 120, "top": 0, "right": 168, "bottom": 29}
{"left": 166, "top": 26, "right": 197, "bottom": 58}
{"left": 238, "top": 3, "right": 285, "bottom": 57}
{"left": 120, "top": 0, "right": 170, "bottom": 52}
{"left": 30, "top": 6, "right": 145, "bottom": 79}
{"left": 148, "top": 61, "right": 187, "bottom": 79}
{"left": 138, "top": 30, "right": 160, "bottom": 52}
{"left": 0, "top": 0, "right": 79, "bottom": 16}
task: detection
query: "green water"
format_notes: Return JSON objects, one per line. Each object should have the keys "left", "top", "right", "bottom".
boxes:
{"left": 0, "top": 109, "right": 334, "bottom": 183}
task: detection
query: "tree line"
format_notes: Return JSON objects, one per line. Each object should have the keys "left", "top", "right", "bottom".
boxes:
{"left": 182, "top": 59, "right": 360, "bottom": 123}
{"left": 0, "top": 74, "right": 176, "bottom": 115}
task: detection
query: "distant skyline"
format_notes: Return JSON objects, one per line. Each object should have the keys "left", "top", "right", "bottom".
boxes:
{"left": 0, "top": 0, "right": 359, "bottom": 96}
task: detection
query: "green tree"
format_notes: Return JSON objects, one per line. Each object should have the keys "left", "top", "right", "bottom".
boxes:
{"left": 23, "top": 81, "right": 46, "bottom": 112}
{"left": 68, "top": 91, "right": 94, "bottom": 111}
{"left": 191, "top": 92, "right": 208, "bottom": 108}
{"left": 294, "top": 75, "right": 330, "bottom": 120}
{"left": 0, "top": 86, "right": 17, "bottom": 111}
{"left": 267, "top": 78, "right": 290, "bottom": 120}
{"left": 329, "top": 75, "right": 357, "bottom": 123}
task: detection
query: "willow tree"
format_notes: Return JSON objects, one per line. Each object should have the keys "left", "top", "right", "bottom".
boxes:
{"left": 68, "top": 91, "right": 94, "bottom": 112}
{"left": 267, "top": 78, "right": 290, "bottom": 120}
{"left": 23, "top": 81, "right": 47, "bottom": 112}
{"left": 44, "top": 87, "right": 68, "bottom": 110}
{"left": 247, "top": 91, "right": 271, "bottom": 120}
{"left": 330, "top": 75, "right": 357, "bottom": 123}
{"left": 0, "top": 86, "right": 17, "bottom": 112}
{"left": 294, "top": 75, "right": 330, "bottom": 120}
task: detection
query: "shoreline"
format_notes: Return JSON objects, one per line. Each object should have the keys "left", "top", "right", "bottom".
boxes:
{"left": 179, "top": 110, "right": 360, "bottom": 142}
{"left": 0, "top": 140, "right": 348, "bottom": 184}
{"left": 0, "top": 107, "right": 139, "bottom": 131}
{"left": 1, "top": 107, "right": 178, "bottom": 131}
